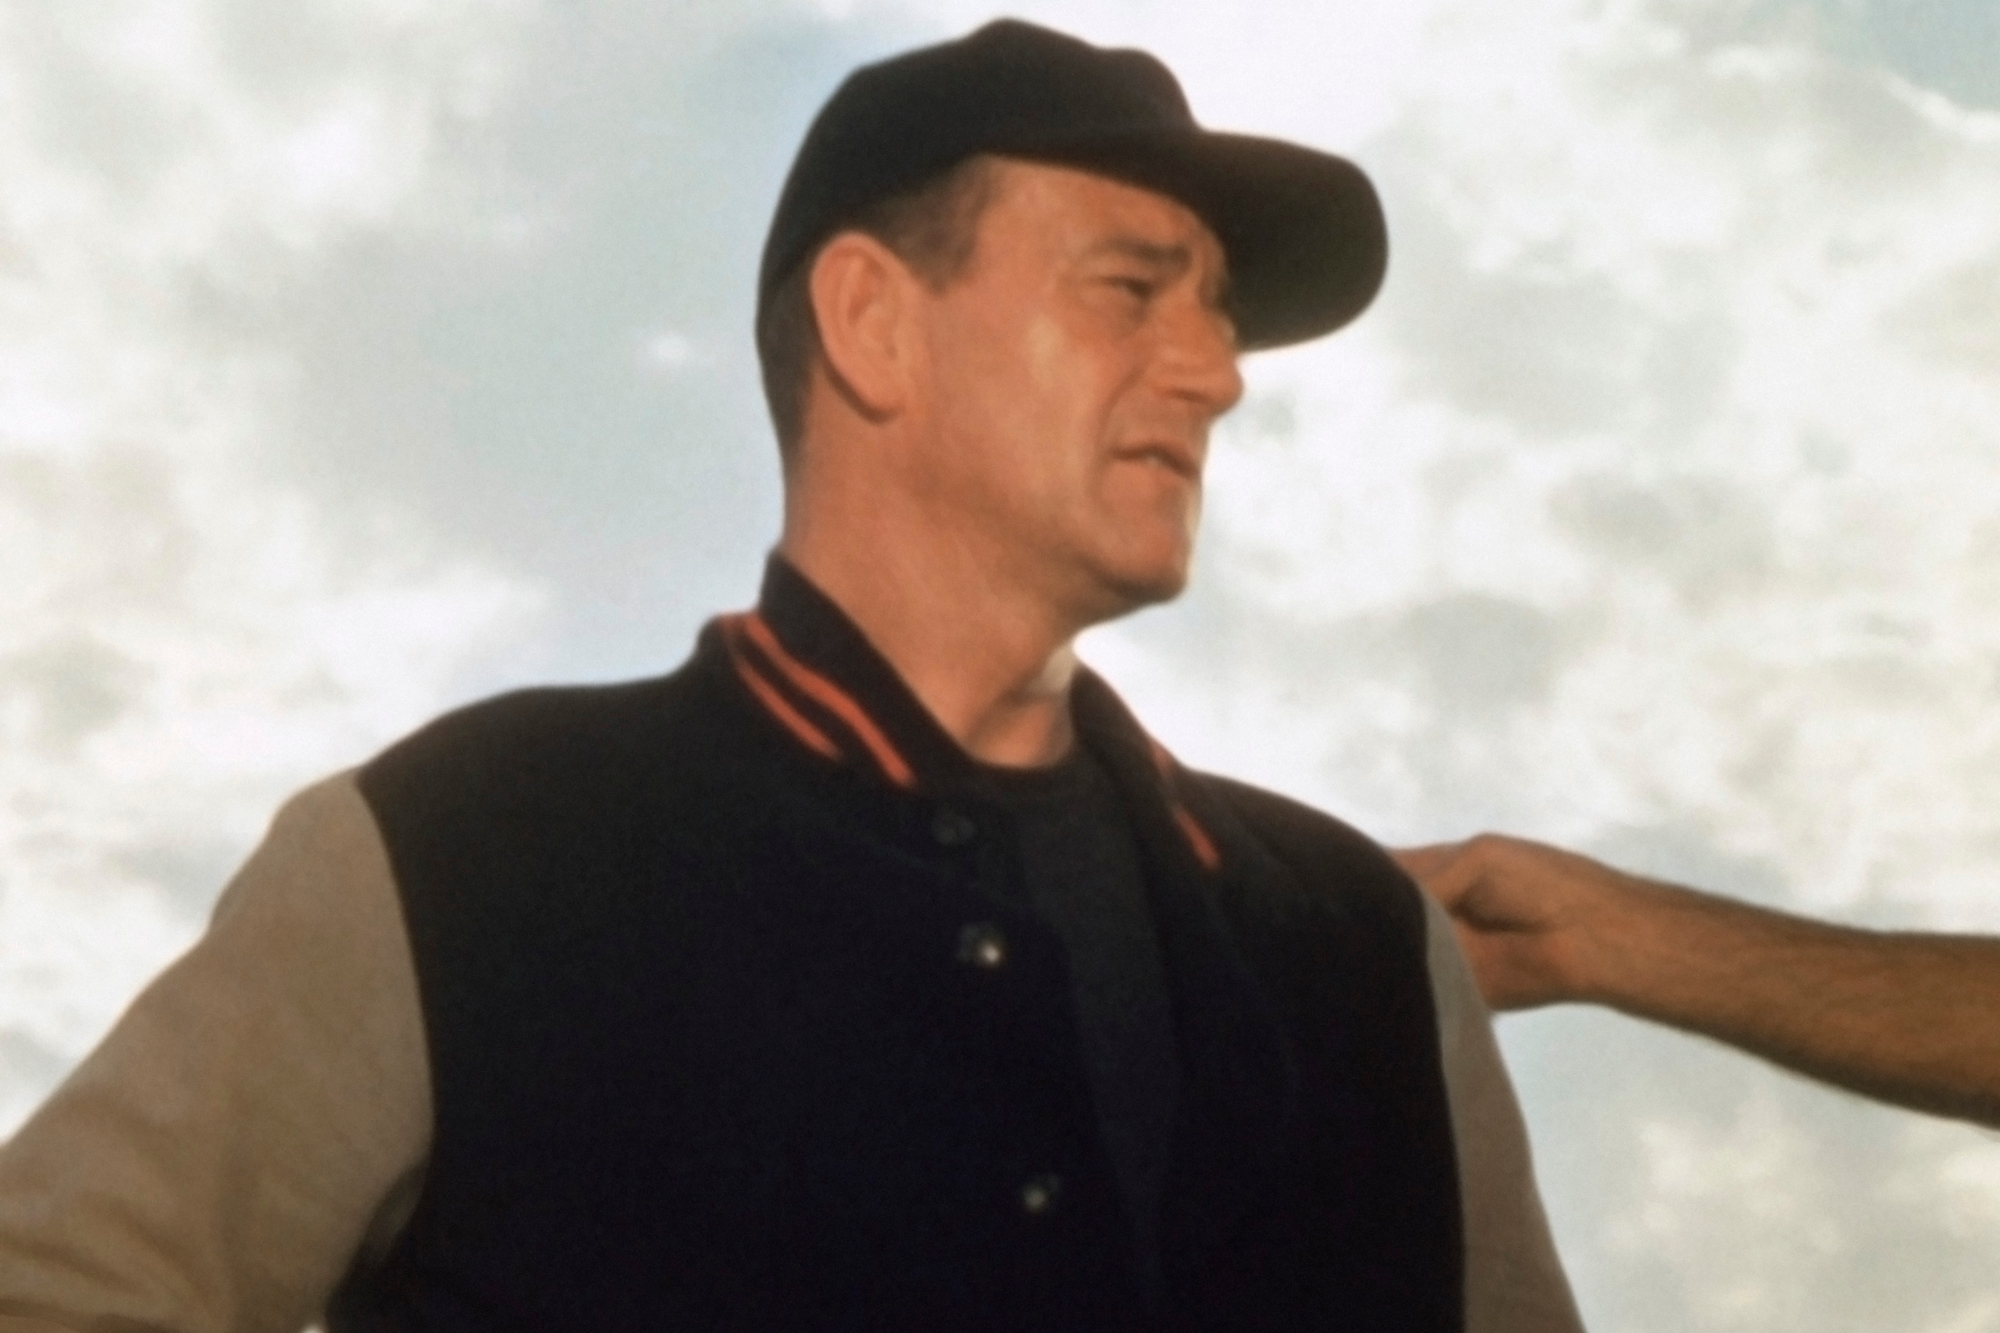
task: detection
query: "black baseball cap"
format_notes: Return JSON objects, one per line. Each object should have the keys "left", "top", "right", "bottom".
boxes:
{"left": 758, "top": 19, "right": 1388, "bottom": 351}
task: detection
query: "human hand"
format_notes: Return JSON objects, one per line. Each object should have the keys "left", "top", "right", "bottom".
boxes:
{"left": 1391, "top": 834, "right": 1633, "bottom": 1011}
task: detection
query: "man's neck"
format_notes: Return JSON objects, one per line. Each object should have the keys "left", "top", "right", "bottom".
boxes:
{"left": 777, "top": 526, "right": 1082, "bottom": 769}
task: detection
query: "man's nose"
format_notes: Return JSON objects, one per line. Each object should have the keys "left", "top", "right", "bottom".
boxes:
{"left": 1157, "top": 300, "right": 1246, "bottom": 418}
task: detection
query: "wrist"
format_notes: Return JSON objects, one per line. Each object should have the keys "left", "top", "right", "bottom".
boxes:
{"left": 1562, "top": 867, "right": 1679, "bottom": 1009}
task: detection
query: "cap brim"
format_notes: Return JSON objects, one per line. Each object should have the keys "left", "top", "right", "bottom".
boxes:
{"left": 1010, "top": 131, "right": 1387, "bottom": 350}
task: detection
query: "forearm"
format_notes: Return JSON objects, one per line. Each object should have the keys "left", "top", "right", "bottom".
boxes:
{"left": 1582, "top": 878, "right": 2000, "bottom": 1126}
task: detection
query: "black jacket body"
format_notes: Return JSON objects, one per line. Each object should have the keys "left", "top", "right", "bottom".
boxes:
{"left": 331, "top": 562, "right": 1463, "bottom": 1331}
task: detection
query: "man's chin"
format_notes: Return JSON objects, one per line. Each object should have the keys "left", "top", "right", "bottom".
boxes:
{"left": 1081, "top": 557, "right": 1191, "bottom": 624}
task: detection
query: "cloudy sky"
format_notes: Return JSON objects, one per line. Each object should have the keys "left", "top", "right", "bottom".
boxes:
{"left": 3, "top": 0, "right": 1998, "bottom": 1326}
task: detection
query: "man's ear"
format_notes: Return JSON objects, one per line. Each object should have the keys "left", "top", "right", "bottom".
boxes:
{"left": 809, "top": 232, "right": 918, "bottom": 421}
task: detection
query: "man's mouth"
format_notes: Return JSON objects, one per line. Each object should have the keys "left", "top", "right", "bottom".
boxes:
{"left": 1116, "top": 443, "right": 1202, "bottom": 482}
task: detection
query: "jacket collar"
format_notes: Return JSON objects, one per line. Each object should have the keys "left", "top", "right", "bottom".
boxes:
{"left": 717, "top": 555, "right": 1220, "bottom": 871}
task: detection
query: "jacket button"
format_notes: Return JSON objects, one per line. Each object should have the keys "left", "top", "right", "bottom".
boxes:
{"left": 957, "top": 921, "right": 1008, "bottom": 970}
{"left": 931, "top": 808, "right": 979, "bottom": 847}
{"left": 1019, "top": 1173, "right": 1062, "bottom": 1216}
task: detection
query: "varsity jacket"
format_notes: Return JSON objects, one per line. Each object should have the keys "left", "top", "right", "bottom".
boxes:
{"left": 330, "top": 559, "right": 1462, "bottom": 1330}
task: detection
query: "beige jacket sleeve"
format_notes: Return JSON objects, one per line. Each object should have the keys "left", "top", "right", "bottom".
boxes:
{"left": 0, "top": 773, "right": 431, "bottom": 1333}
{"left": 1423, "top": 892, "right": 1586, "bottom": 1332}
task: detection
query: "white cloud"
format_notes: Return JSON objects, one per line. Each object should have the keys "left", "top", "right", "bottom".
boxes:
{"left": 638, "top": 328, "right": 702, "bottom": 372}
{"left": 0, "top": 0, "right": 544, "bottom": 1133}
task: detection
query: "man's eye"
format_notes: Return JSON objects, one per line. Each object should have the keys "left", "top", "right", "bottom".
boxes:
{"left": 1107, "top": 276, "right": 1156, "bottom": 301}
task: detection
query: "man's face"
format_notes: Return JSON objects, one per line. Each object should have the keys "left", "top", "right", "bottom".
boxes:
{"left": 906, "top": 159, "right": 1244, "bottom": 625}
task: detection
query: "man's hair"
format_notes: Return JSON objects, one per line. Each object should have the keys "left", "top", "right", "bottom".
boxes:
{"left": 756, "top": 155, "right": 999, "bottom": 457}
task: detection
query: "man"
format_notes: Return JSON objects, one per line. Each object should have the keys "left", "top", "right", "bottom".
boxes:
{"left": 1400, "top": 834, "right": 2000, "bottom": 1128}
{"left": 0, "top": 21, "right": 1579, "bottom": 1332}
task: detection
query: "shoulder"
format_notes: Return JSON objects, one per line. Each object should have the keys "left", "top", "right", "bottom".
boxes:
{"left": 349, "top": 659, "right": 746, "bottom": 881}
{"left": 1193, "top": 774, "right": 1388, "bottom": 866}
{"left": 358, "top": 663, "right": 719, "bottom": 806}
{"left": 375, "top": 672, "right": 691, "bottom": 769}
{"left": 1190, "top": 772, "right": 1423, "bottom": 920}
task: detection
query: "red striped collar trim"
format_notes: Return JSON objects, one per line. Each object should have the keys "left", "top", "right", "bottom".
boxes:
{"left": 720, "top": 611, "right": 918, "bottom": 791}
{"left": 720, "top": 600, "right": 1220, "bottom": 871}
{"left": 1148, "top": 738, "right": 1222, "bottom": 872}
